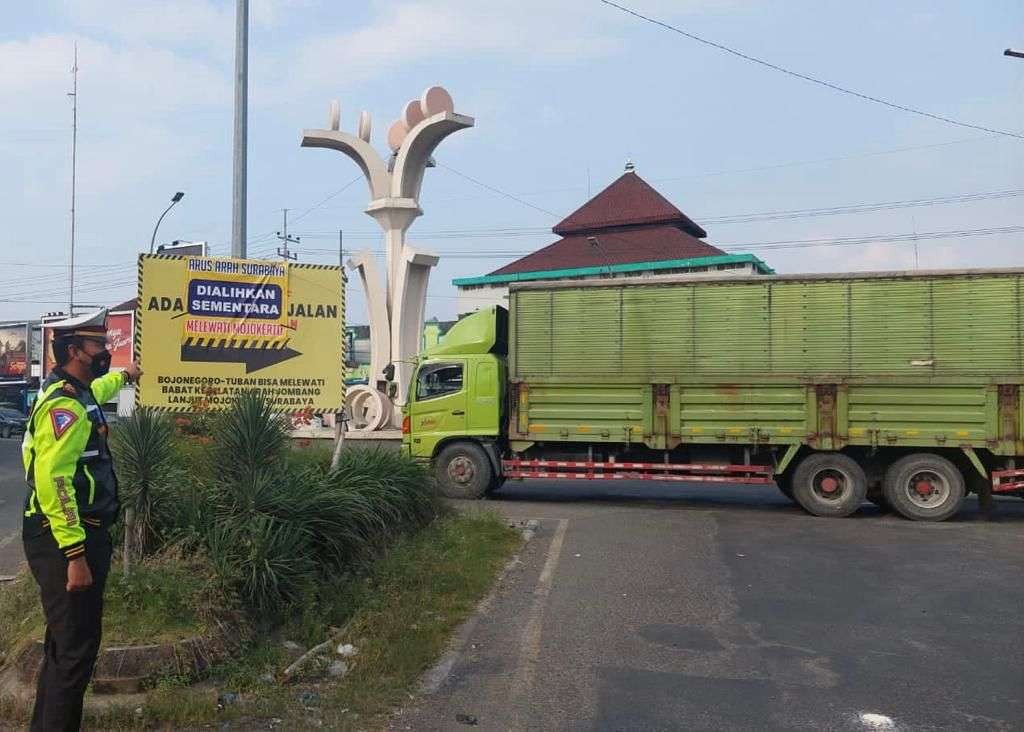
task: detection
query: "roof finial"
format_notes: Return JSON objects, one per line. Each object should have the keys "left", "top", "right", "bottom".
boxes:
{"left": 624, "top": 158, "right": 635, "bottom": 173}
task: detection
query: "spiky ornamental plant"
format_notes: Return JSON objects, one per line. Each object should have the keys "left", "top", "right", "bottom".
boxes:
{"left": 110, "top": 408, "right": 182, "bottom": 575}
{"left": 196, "top": 393, "right": 317, "bottom": 617}
{"left": 209, "top": 390, "right": 291, "bottom": 490}
{"left": 162, "top": 392, "right": 443, "bottom": 620}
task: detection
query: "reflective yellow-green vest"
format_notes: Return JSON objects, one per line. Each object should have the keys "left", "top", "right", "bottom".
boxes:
{"left": 22, "top": 369, "right": 125, "bottom": 559}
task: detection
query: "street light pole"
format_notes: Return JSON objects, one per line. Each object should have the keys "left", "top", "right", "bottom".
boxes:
{"left": 149, "top": 192, "right": 185, "bottom": 254}
{"left": 231, "top": 0, "right": 249, "bottom": 258}
{"left": 1005, "top": 49, "right": 1024, "bottom": 59}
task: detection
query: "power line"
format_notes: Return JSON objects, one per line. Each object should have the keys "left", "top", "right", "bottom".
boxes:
{"left": 0, "top": 262, "right": 129, "bottom": 269}
{"left": 287, "top": 174, "right": 365, "bottom": 227}
{"left": 290, "top": 223, "right": 1024, "bottom": 260}
{"left": 702, "top": 188, "right": 1024, "bottom": 225}
{"left": 600, "top": 0, "right": 1024, "bottom": 141}
{"left": 273, "top": 187, "right": 1024, "bottom": 241}
{"left": 13, "top": 225, "right": 1014, "bottom": 306}
{"left": 298, "top": 135, "right": 999, "bottom": 210}
{"left": 244, "top": 173, "right": 365, "bottom": 256}
{"left": 437, "top": 164, "right": 563, "bottom": 218}
{"left": 3, "top": 184, "right": 1018, "bottom": 294}
{"left": 245, "top": 135, "right": 1010, "bottom": 242}
{"left": 725, "top": 224, "right": 1024, "bottom": 252}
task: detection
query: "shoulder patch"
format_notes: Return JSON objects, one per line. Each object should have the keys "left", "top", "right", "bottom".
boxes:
{"left": 50, "top": 408, "right": 78, "bottom": 440}
{"left": 61, "top": 383, "right": 78, "bottom": 397}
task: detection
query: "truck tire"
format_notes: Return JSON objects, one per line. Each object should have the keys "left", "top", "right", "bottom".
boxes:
{"left": 791, "top": 453, "right": 868, "bottom": 518}
{"left": 883, "top": 453, "right": 965, "bottom": 522}
{"left": 435, "top": 442, "right": 494, "bottom": 499}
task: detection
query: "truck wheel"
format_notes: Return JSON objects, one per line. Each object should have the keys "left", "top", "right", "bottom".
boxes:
{"left": 435, "top": 442, "right": 494, "bottom": 499}
{"left": 791, "top": 453, "right": 868, "bottom": 518}
{"left": 883, "top": 453, "right": 965, "bottom": 522}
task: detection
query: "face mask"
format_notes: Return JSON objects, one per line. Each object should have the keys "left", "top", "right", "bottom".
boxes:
{"left": 88, "top": 350, "right": 112, "bottom": 378}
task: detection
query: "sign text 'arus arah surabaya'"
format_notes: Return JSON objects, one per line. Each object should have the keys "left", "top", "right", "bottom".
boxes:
{"left": 137, "top": 254, "right": 345, "bottom": 413}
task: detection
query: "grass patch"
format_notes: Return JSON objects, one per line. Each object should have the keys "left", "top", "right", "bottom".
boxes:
{"left": 315, "top": 511, "right": 520, "bottom": 722}
{"left": 0, "top": 553, "right": 226, "bottom": 658}
{"left": 0, "top": 511, "right": 518, "bottom": 729}
{"left": 190, "top": 511, "right": 520, "bottom": 728}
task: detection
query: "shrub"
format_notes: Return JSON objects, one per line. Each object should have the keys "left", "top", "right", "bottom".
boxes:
{"left": 110, "top": 408, "right": 184, "bottom": 569}
{"left": 152, "top": 392, "right": 442, "bottom": 622}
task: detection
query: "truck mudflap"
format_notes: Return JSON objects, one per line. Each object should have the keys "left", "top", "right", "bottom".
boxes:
{"left": 502, "top": 459, "right": 774, "bottom": 484}
{"left": 991, "top": 469, "right": 1024, "bottom": 493}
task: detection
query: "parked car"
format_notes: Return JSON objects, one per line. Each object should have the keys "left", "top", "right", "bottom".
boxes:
{"left": 0, "top": 407, "right": 27, "bottom": 439}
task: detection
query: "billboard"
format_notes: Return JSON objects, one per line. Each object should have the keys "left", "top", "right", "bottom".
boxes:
{"left": 0, "top": 325, "right": 28, "bottom": 380}
{"left": 41, "top": 325, "right": 55, "bottom": 377}
{"left": 137, "top": 254, "right": 345, "bottom": 413}
{"left": 106, "top": 311, "right": 134, "bottom": 370}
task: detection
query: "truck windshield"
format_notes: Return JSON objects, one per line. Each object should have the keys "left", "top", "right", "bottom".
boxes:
{"left": 416, "top": 363, "right": 463, "bottom": 400}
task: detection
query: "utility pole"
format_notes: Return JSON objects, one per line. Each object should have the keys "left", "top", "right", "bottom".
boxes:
{"left": 231, "top": 0, "right": 249, "bottom": 258}
{"left": 275, "top": 209, "right": 299, "bottom": 260}
{"left": 67, "top": 43, "right": 78, "bottom": 315}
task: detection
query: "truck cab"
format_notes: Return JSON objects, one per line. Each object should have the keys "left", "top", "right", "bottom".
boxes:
{"left": 403, "top": 306, "right": 508, "bottom": 497}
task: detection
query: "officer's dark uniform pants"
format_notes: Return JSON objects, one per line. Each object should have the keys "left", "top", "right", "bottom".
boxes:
{"left": 23, "top": 525, "right": 112, "bottom": 732}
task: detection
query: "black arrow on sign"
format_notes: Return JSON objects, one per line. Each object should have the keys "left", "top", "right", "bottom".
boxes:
{"left": 181, "top": 342, "right": 303, "bottom": 374}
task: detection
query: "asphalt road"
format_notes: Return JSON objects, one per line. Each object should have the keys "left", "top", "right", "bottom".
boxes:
{"left": 398, "top": 481, "right": 1024, "bottom": 731}
{"left": 0, "top": 438, "right": 24, "bottom": 575}
{"left": 3, "top": 440, "right": 1024, "bottom": 729}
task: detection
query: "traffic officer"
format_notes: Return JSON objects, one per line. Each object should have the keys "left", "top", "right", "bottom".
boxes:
{"left": 21, "top": 309, "right": 141, "bottom": 732}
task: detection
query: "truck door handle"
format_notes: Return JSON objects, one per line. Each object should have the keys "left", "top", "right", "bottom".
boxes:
{"left": 451, "top": 410, "right": 465, "bottom": 416}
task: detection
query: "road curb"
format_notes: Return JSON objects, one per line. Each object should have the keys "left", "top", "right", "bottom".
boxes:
{"left": 417, "top": 518, "right": 540, "bottom": 696}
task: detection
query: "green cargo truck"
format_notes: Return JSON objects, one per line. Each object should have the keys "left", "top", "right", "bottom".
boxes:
{"left": 402, "top": 268, "right": 1024, "bottom": 521}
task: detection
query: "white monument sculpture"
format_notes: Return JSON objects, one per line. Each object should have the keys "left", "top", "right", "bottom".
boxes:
{"left": 302, "top": 86, "right": 474, "bottom": 431}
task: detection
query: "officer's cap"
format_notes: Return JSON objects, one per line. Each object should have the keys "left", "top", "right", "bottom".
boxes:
{"left": 49, "top": 309, "right": 109, "bottom": 343}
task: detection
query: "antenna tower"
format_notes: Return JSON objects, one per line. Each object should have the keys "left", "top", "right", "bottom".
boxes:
{"left": 68, "top": 43, "right": 79, "bottom": 315}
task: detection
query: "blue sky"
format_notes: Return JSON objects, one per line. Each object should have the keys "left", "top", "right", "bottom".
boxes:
{"left": 1, "top": 0, "right": 1022, "bottom": 324}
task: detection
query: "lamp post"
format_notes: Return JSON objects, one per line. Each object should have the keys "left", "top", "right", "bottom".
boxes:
{"left": 1005, "top": 49, "right": 1024, "bottom": 59}
{"left": 149, "top": 192, "right": 185, "bottom": 254}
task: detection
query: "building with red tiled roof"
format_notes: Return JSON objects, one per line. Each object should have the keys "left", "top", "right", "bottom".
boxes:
{"left": 452, "top": 166, "right": 772, "bottom": 316}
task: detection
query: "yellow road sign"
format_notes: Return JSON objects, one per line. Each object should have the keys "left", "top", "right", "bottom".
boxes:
{"left": 137, "top": 254, "right": 345, "bottom": 413}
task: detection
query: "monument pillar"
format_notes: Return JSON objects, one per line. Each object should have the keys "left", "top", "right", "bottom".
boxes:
{"left": 302, "top": 86, "right": 473, "bottom": 430}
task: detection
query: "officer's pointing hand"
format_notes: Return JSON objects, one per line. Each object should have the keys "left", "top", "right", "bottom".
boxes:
{"left": 66, "top": 557, "right": 93, "bottom": 593}
{"left": 124, "top": 362, "right": 143, "bottom": 384}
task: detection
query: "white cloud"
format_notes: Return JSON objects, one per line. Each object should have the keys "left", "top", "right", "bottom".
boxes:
{"left": 0, "top": 31, "right": 231, "bottom": 287}
{"left": 284, "top": 0, "right": 623, "bottom": 96}
{"left": 66, "top": 0, "right": 312, "bottom": 50}
{"left": 66, "top": 0, "right": 233, "bottom": 50}
{"left": 0, "top": 34, "right": 228, "bottom": 119}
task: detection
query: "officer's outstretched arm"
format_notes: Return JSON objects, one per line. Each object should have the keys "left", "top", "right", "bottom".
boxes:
{"left": 32, "top": 399, "right": 90, "bottom": 560}
{"left": 90, "top": 370, "right": 127, "bottom": 406}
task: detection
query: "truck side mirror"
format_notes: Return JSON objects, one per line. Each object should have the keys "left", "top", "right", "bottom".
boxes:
{"left": 382, "top": 363, "right": 396, "bottom": 381}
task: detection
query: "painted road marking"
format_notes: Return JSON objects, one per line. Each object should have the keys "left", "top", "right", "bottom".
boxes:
{"left": 512, "top": 517, "right": 569, "bottom": 714}
{"left": 859, "top": 712, "right": 896, "bottom": 730}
